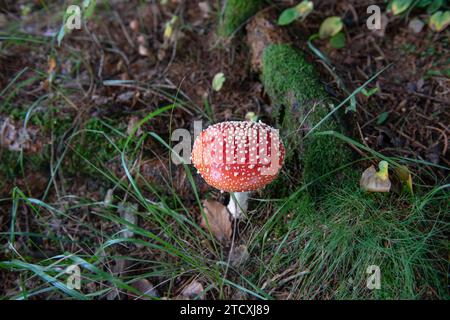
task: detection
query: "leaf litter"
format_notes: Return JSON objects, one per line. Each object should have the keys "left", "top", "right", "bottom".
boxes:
{"left": 200, "top": 200, "right": 232, "bottom": 242}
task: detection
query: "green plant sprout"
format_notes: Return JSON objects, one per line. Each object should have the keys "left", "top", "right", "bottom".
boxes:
{"left": 376, "top": 161, "right": 389, "bottom": 181}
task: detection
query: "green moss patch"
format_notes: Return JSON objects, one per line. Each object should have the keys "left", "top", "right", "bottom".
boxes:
{"left": 219, "top": 0, "right": 265, "bottom": 37}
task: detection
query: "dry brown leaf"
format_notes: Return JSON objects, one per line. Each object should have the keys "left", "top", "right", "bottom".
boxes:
{"left": 137, "top": 34, "right": 146, "bottom": 45}
{"left": 408, "top": 18, "right": 424, "bottom": 34}
{"left": 104, "top": 189, "right": 114, "bottom": 206}
{"left": 373, "top": 13, "right": 389, "bottom": 37}
{"left": 116, "top": 91, "right": 135, "bottom": 103}
{"left": 126, "top": 115, "right": 143, "bottom": 136}
{"left": 138, "top": 44, "right": 150, "bottom": 57}
{"left": 229, "top": 244, "right": 249, "bottom": 267}
{"left": 118, "top": 203, "right": 138, "bottom": 239}
{"left": 129, "top": 19, "right": 139, "bottom": 32}
{"left": 180, "top": 280, "right": 204, "bottom": 299}
{"left": 198, "top": 2, "right": 210, "bottom": 19}
{"left": 128, "top": 279, "right": 158, "bottom": 300}
{"left": 0, "top": 117, "right": 42, "bottom": 153}
{"left": 201, "top": 200, "right": 232, "bottom": 242}
{"left": 107, "top": 259, "right": 128, "bottom": 300}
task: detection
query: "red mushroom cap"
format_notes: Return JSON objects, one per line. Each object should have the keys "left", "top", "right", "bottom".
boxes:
{"left": 191, "top": 121, "right": 285, "bottom": 192}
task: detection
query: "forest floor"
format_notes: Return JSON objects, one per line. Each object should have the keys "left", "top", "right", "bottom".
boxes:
{"left": 0, "top": 1, "right": 448, "bottom": 299}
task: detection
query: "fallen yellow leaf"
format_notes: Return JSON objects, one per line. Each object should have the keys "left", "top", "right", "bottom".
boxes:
{"left": 360, "top": 161, "right": 391, "bottom": 193}
{"left": 394, "top": 165, "right": 413, "bottom": 194}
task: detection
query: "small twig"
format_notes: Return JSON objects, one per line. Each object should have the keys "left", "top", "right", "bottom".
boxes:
{"left": 426, "top": 126, "right": 448, "bottom": 155}
{"left": 408, "top": 90, "right": 450, "bottom": 105}
{"left": 394, "top": 129, "right": 428, "bottom": 150}
{"left": 114, "top": 11, "right": 135, "bottom": 49}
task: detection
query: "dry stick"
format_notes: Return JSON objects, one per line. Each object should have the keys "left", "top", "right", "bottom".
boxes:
{"left": 114, "top": 11, "right": 135, "bottom": 49}
{"left": 426, "top": 126, "right": 448, "bottom": 155}
{"left": 394, "top": 129, "right": 429, "bottom": 150}
{"left": 409, "top": 90, "right": 450, "bottom": 105}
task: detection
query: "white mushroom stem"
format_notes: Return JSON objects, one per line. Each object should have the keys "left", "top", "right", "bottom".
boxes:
{"left": 227, "top": 192, "right": 250, "bottom": 219}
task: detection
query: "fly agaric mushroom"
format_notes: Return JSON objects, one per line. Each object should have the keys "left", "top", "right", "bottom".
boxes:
{"left": 191, "top": 121, "right": 285, "bottom": 219}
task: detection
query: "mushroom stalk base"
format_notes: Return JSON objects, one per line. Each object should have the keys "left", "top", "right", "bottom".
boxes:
{"left": 227, "top": 192, "right": 249, "bottom": 219}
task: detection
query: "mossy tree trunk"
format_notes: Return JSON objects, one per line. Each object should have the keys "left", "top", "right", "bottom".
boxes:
{"left": 246, "top": 12, "right": 353, "bottom": 194}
